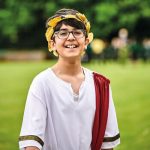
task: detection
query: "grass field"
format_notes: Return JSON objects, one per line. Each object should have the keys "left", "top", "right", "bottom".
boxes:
{"left": 0, "top": 60, "right": 150, "bottom": 150}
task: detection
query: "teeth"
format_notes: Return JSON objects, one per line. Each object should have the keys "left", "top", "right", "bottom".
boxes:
{"left": 66, "top": 45, "right": 76, "bottom": 48}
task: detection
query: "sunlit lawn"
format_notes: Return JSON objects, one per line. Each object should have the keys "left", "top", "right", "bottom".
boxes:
{"left": 0, "top": 60, "right": 150, "bottom": 150}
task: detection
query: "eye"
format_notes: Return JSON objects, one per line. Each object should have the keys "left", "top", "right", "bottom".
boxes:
{"left": 73, "top": 30, "right": 83, "bottom": 36}
{"left": 59, "top": 30, "right": 68, "bottom": 36}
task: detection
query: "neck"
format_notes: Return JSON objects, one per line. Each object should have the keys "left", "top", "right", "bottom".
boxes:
{"left": 52, "top": 57, "right": 83, "bottom": 76}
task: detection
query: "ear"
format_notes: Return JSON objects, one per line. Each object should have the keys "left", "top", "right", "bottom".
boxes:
{"left": 50, "top": 40, "right": 57, "bottom": 51}
{"left": 85, "top": 38, "right": 90, "bottom": 49}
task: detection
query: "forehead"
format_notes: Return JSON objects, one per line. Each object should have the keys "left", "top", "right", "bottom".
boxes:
{"left": 60, "top": 24, "right": 76, "bottom": 30}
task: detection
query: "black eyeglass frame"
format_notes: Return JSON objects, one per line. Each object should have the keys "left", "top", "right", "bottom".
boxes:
{"left": 54, "top": 29, "right": 86, "bottom": 39}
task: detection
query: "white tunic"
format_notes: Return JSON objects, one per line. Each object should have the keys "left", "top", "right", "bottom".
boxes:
{"left": 19, "top": 68, "right": 120, "bottom": 150}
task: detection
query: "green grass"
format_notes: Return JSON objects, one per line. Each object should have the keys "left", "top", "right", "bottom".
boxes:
{"left": 0, "top": 60, "right": 150, "bottom": 150}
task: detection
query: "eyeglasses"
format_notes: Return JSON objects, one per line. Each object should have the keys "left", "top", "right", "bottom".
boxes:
{"left": 54, "top": 29, "right": 86, "bottom": 39}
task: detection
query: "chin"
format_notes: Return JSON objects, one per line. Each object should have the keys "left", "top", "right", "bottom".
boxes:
{"left": 65, "top": 53, "right": 82, "bottom": 59}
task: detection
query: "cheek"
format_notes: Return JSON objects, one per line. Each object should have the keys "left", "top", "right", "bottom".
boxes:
{"left": 80, "top": 40, "right": 87, "bottom": 48}
{"left": 55, "top": 39, "right": 64, "bottom": 47}
{"left": 53, "top": 43, "right": 61, "bottom": 51}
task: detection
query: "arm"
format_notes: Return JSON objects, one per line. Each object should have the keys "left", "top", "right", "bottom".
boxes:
{"left": 101, "top": 86, "right": 120, "bottom": 150}
{"left": 25, "top": 146, "right": 40, "bottom": 150}
{"left": 19, "top": 77, "right": 46, "bottom": 150}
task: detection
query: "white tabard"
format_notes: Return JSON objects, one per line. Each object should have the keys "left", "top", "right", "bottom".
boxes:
{"left": 19, "top": 68, "right": 120, "bottom": 150}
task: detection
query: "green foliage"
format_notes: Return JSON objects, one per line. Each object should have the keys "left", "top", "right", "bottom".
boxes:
{"left": 0, "top": 0, "right": 149, "bottom": 46}
{"left": 92, "top": 0, "right": 150, "bottom": 38}
{"left": 95, "top": 3, "right": 118, "bottom": 23}
{"left": 44, "top": 2, "right": 58, "bottom": 16}
{"left": 93, "top": 3, "right": 118, "bottom": 37}
{"left": 0, "top": 0, "right": 35, "bottom": 42}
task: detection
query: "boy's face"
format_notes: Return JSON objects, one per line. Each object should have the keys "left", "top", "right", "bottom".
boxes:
{"left": 50, "top": 24, "right": 89, "bottom": 59}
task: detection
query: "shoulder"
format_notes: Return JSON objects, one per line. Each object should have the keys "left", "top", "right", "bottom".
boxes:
{"left": 33, "top": 68, "right": 51, "bottom": 81}
{"left": 93, "top": 72, "right": 110, "bottom": 83}
{"left": 83, "top": 67, "right": 110, "bottom": 83}
{"left": 30, "top": 68, "right": 51, "bottom": 87}
{"left": 83, "top": 67, "right": 93, "bottom": 76}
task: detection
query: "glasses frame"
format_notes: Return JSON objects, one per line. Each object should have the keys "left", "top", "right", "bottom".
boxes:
{"left": 54, "top": 29, "right": 86, "bottom": 39}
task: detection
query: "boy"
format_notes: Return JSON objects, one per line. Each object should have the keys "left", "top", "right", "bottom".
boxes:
{"left": 19, "top": 8, "right": 120, "bottom": 150}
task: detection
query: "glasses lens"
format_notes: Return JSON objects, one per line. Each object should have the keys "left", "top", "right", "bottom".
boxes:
{"left": 73, "top": 29, "right": 84, "bottom": 38}
{"left": 58, "top": 30, "right": 68, "bottom": 39}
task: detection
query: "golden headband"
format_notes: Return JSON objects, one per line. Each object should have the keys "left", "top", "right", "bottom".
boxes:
{"left": 45, "top": 12, "right": 93, "bottom": 56}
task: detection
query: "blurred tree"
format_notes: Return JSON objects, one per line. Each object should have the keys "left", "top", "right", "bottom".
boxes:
{"left": 0, "top": 0, "right": 149, "bottom": 48}
{"left": 93, "top": 0, "right": 150, "bottom": 40}
{"left": 0, "top": 0, "right": 35, "bottom": 43}
{"left": 0, "top": 0, "right": 58, "bottom": 48}
{"left": 93, "top": 3, "right": 118, "bottom": 38}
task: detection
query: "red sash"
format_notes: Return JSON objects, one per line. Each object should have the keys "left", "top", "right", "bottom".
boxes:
{"left": 91, "top": 72, "right": 110, "bottom": 150}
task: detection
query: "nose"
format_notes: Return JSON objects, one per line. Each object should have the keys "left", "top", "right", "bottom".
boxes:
{"left": 67, "top": 32, "right": 75, "bottom": 40}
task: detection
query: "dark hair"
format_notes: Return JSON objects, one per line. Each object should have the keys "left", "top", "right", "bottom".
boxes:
{"left": 54, "top": 18, "right": 86, "bottom": 31}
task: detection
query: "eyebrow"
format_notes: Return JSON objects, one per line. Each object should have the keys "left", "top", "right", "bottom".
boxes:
{"left": 59, "top": 29, "right": 68, "bottom": 31}
{"left": 59, "top": 27, "right": 76, "bottom": 30}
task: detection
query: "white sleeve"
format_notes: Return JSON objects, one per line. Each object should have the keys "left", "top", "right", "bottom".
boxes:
{"left": 19, "top": 77, "right": 47, "bottom": 150}
{"left": 101, "top": 86, "right": 120, "bottom": 149}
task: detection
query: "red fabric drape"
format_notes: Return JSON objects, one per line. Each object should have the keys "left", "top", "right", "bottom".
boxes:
{"left": 91, "top": 72, "right": 110, "bottom": 150}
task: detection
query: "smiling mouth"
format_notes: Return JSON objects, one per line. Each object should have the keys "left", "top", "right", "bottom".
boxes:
{"left": 64, "top": 45, "right": 78, "bottom": 48}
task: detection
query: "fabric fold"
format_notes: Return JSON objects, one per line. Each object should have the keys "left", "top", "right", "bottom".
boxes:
{"left": 91, "top": 72, "right": 110, "bottom": 150}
